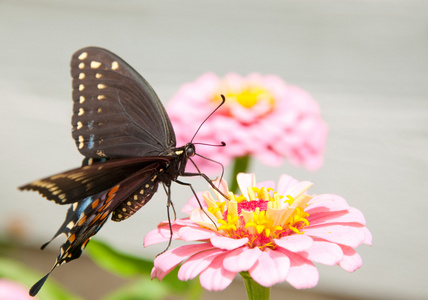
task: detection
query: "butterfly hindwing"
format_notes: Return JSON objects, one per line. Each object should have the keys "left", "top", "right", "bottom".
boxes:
{"left": 71, "top": 47, "right": 176, "bottom": 159}
{"left": 111, "top": 164, "right": 166, "bottom": 222}
{"left": 32, "top": 159, "right": 171, "bottom": 296}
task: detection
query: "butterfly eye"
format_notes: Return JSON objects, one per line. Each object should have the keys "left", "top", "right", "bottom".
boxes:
{"left": 186, "top": 145, "right": 195, "bottom": 157}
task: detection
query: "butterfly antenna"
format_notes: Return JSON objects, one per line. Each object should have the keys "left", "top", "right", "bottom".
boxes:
{"left": 193, "top": 141, "right": 226, "bottom": 147}
{"left": 190, "top": 94, "right": 226, "bottom": 143}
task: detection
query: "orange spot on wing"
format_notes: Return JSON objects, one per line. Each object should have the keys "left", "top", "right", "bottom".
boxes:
{"left": 100, "top": 211, "right": 109, "bottom": 220}
{"left": 105, "top": 194, "right": 115, "bottom": 204}
{"left": 108, "top": 185, "right": 120, "bottom": 196}
{"left": 78, "top": 215, "right": 87, "bottom": 226}
{"left": 91, "top": 198, "right": 100, "bottom": 209}
{"left": 69, "top": 234, "right": 76, "bottom": 243}
{"left": 90, "top": 214, "right": 101, "bottom": 225}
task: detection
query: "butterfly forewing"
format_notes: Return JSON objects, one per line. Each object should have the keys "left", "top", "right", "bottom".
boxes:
{"left": 71, "top": 47, "right": 176, "bottom": 159}
{"left": 19, "top": 157, "right": 172, "bottom": 205}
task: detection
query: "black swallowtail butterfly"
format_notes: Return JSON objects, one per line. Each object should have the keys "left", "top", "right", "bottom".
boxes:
{"left": 19, "top": 47, "right": 225, "bottom": 296}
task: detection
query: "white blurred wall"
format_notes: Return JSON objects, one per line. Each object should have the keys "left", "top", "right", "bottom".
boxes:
{"left": 1, "top": 0, "right": 427, "bottom": 299}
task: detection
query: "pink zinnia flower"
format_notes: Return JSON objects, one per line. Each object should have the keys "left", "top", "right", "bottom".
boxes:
{"left": 0, "top": 279, "right": 34, "bottom": 300}
{"left": 167, "top": 73, "right": 327, "bottom": 173}
{"left": 144, "top": 173, "right": 371, "bottom": 291}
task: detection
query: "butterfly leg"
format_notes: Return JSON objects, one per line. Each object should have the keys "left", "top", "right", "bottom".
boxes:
{"left": 162, "top": 183, "right": 177, "bottom": 220}
{"left": 174, "top": 179, "right": 218, "bottom": 229}
{"left": 159, "top": 183, "right": 175, "bottom": 254}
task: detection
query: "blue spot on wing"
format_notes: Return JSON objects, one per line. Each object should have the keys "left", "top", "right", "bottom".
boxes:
{"left": 76, "top": 196, "right": 93, "bottom": 215}
{"left": 88, "top": 120, "right": 94, "bottom": 130}
{"left": 40, "top": 195, "right": 97, "bottom": 250}
{"left": 88, "top": 134, "right": 95, "bottom": 149}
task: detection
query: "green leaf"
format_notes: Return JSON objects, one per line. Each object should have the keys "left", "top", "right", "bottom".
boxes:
{"left": 86, "top": 239, "right": 202, "bottom": 298}
{"left": 0, "top": 258, "right": 80, "bottom": 300}
{"left": 102, "top": 278, "right": 170, "bottom": 300}
{"left": 85, "top": 239, "right": 153, "bottom": 277}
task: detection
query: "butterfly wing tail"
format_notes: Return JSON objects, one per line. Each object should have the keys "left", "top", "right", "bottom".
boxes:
{"left": 29, "top": 272, "right": 52, "bottom": 297}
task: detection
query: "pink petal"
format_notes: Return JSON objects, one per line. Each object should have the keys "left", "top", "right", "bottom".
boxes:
{"left": 154, "top": 243, "right": 214, "bottom": 275}
{"left": 143, "top": 224, "right": 182, "bottom": 247}
{"left": 360, "top": 226, "right": 373, "bottom": 246}
{"left": 223, "top": 247, "right": 263, "bottom": 272}
{"left": 172, "top": 218, "right": 201, "bottom": 227}
{"left": 249, "top": 249, "right": 290, "bottom": 287}
{"left": 307, "top": 207, "right": 366, "bottom": 226}
{"left": 211, "top": 177, "right": 231, "bottom": 198}
{"left": 178, "top": 226, "right": 218, "bottom": 241}
{"left": 286, "top": 180, "right": 313, "bottom": 198}
{"left": 178, "top": 248, "right": 226, "bottom": 281}
{"left": 338, "top": 245, "right": 363, "bottom": 272}
{"left": 278, "top": 249, "right": 319, "bottom": 289}
{"left": 299, "top": 241, "right": 343, "bottom": 266}
{"left": 256, "top": 180, "right": 276, "bottom": 190}
{"left": 151, "top": 266, "right": 168, "bottom": 281}
{"left": 189, "top": 208, "right": 218, "bottom": 228}
{"left": 277, "top": 174, "right": 300, "bottom": 195}
{"left": 181, "top": 192, "right": 206, "bottom": 214}
{"left": 255, "top": 150, "right": 284, "bottom": 166}
{"left": 304, "top": 224, "right": 365, "bottom": 248}
{"left": 210, "top": 236, "right": 248, "bottom": 250}
{"left": 199, "top": 253, "right": 237, "bottom": 291}
{"left": 274, "top": 235, "right": 313, "bottom": 252}
{"left": 307, "top": 194, "right": 350, "bottom": 211}
{"left": 237, "top": 173, "right": 256, "bottom": 198}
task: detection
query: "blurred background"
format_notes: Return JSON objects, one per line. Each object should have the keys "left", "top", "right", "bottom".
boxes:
{"left": 1, "top": 0, "right": 427, "bottom": 299}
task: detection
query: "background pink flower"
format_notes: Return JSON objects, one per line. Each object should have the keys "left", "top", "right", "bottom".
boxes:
{"left": 144, "top": 173, "right": 371, "bottom": 291}
{"left": 0, "top": 279, "right": 34, "bottom": 300}
{"left": 167, "top": 73, "right": 327, "bottom": 173}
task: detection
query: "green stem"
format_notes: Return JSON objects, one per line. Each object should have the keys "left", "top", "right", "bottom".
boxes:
{"left": 240, "top": 271, "right": 270, "bottom": 300}
{"left": 229, "top": 155, "right": 251, "bottom": 193}
{"left": 186, "top": 278, "right": 204, "bottom": 300}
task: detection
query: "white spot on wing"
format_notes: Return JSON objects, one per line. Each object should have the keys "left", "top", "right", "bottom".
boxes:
{"left": 78, "top": 52, "right": 88, "bottom": 60}
{"left": 79, "top": 96, "right": 85, "bottom": 103}
{"left": 78, "top": 136, "right": 84, "bottom": 149}
{"left": 111, "top": 61, "right": 119, "bottom": 70}
{"left": 78, "top": 108, "right": 84, "bottom": 116}
{"left": 90, "top": 61, "right": 102, "bottom": 69}
{"left": 97, "top": 84, "right": 106, "bottom": 89}
{"left": 96, "top": 150, "right": 106, "bottom": 157}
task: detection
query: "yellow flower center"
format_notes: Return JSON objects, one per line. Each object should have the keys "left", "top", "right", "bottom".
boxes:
{"left": 213, "top": 83, "right": 276, "bottom": 120}
{"left": 199, "top": 184, "right": 312, "bottom": 251}
{"left": 225, "top": 86, "right": 274, "bottom": 109}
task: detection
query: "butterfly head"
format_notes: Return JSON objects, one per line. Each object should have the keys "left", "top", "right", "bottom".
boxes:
{"left": 171, "top": 142, "right": 195, "bottom": 158}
